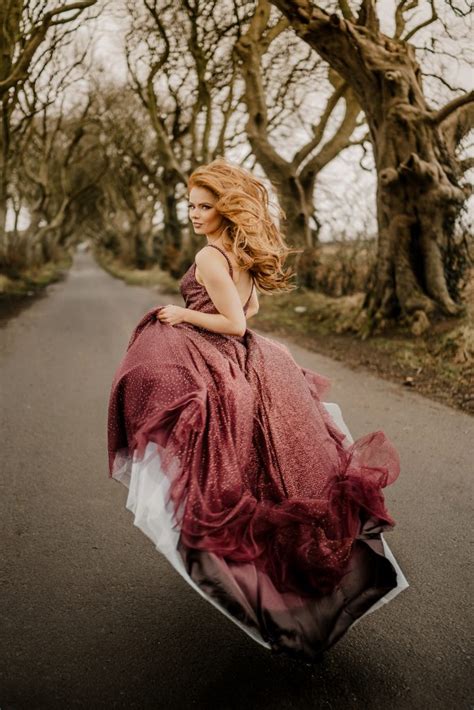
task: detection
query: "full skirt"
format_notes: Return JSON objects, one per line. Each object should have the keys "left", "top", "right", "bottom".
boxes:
{"left": 108, "top": 310, "right": 408, "bottom": 661}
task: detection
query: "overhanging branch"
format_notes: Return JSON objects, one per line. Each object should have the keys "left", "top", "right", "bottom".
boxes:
{"left": 430, "top": 90, "right": 474, "bottom": 125}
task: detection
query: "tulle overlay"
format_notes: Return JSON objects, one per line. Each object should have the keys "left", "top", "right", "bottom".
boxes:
{"left": 108, "top": 250, "right": 408, "bottom": 660}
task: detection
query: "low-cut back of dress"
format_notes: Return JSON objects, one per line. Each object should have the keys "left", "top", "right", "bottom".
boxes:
{"left": 179, "top": 242, "right": 254, "bottom": 322}
{"left": 201, "top": 242, "right": 254, "bottom": 312}
{"left": 107, "top": 243, "right": 408, "bottom": 662}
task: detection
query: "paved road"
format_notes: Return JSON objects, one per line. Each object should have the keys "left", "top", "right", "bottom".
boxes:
{"left": 1, "top": 250, "right": 472, "bottom": 710}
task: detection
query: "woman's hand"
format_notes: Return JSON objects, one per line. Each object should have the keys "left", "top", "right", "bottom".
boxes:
{"left": 157, "top": 305, "right": 188, "bottom": 326}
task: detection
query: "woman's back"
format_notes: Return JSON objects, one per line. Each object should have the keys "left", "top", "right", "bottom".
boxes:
{"left": 194, "top": 243, "right": 255, "bottom": 310}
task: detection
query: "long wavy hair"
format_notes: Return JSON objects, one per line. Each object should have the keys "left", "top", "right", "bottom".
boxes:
{"left": 188, "top": 157, "right": 302, "bottom": 294}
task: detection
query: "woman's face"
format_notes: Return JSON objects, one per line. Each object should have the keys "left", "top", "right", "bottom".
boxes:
{"left": 188, "top": 186, "right": 223, "bottom": 238}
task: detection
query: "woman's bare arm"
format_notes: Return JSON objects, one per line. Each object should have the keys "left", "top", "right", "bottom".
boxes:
{"left": 185, "top": 309, "right": 246, "bottom": 336}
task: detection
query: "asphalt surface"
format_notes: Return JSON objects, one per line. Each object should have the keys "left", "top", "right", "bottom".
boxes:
{"left": 1, "top": 249, "right": 472, "bottom": 710}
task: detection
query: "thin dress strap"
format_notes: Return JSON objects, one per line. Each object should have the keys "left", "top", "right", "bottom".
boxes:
{"left": 204, "top": 243, "right": 254, "bottom": 308}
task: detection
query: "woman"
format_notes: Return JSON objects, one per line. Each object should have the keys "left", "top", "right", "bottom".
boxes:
{"left": 107, "top": 157, "right": 408, "bottom": 662}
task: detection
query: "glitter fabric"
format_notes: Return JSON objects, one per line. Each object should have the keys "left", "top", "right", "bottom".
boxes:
{"left": 107, "top": 244, "right": 406, "bottom": 661}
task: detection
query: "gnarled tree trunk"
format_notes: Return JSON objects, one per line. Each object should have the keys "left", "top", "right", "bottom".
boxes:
{"left": 271, "top": 0, "right": 473, "bottom": 329}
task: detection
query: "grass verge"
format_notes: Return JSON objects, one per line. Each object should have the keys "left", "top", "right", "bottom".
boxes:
{"left": 0, "top": 252, "right": 72, "bottom": 298}
{"left": 94, "top": 247, "right": 181, "bottom": 294}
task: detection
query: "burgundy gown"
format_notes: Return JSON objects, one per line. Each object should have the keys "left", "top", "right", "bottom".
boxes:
{"left": 107, "top": 243, "right": 408, "bottom": 662}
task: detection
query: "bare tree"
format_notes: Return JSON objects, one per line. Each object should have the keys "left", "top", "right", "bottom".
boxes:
{"left": 18, "top": 97, "right": 106, "bottom": 264}
{"left": 270, "top": 0, "right": 473, "bottom": 331}
{"left": 84, "top": 85, "right": 162, "bottom": 269}
{"left": 0, "top": 0, "right": 98, "bottom": 263}
{"left": 124, "top": 0, "right": 245, "bottom": 267}
{"left": 234, "top": 0, "right": 364, "bottom": 286}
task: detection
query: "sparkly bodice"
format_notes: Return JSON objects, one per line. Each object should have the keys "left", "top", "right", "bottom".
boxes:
{"left": 179, "top": 244, "right": 254, "bottom": 315}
